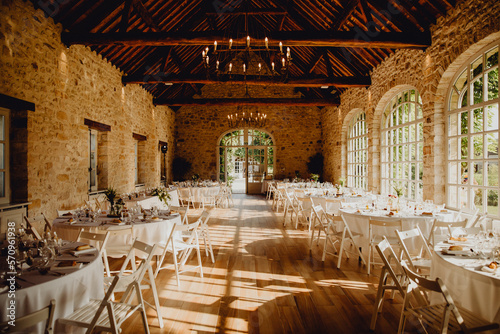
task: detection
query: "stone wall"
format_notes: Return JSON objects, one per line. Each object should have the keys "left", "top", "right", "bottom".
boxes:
{"left": 0, "top": 1, "right": 175, "bottom": 219}
{"left": 175, "top": 83, "right": 323, "bottom": 181}
{"left": 322, "top": 0, "right": 500, "bottom": 204}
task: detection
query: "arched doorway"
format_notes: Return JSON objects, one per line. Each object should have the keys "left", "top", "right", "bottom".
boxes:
{"left": 218, "top": 129, "right": 275, "bottom": 194}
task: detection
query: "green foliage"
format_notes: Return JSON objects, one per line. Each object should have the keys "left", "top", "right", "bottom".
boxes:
{"left": 310, "top": 174, "right": 319, "bottom": 182}
{"left": 104, "top": 187, "right": 117, "bottom": 203}
{"left": 192, "top": 173, "right": 200, "bottom": 181}
{"left": 151, "top": 187, "right": 171, "bottom": 205}
{"left": 172, "top": 157, "right": 192, "bottom": 181}
{"left": 306, "top": 153, "right": 324, "bottom": 179}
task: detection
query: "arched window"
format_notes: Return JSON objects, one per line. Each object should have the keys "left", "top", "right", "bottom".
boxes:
{"left": 447, "top": 42, "right": 499, "bottom": 216}
{"left": 347, "top": 111, "right": 368, "bottom": 189}
{"left": 381, "top": 89, "right": 424, "bottom": 200}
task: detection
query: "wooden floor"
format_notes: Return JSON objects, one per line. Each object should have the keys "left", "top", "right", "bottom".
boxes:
{"left": 120, "top": 194, "right": 422, "bottom": 334}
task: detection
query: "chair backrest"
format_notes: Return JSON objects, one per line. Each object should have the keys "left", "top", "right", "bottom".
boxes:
{"left": 311, "top": 204, "right": 327, "bottom": 226}
{"left": 173, "top": 220, "right": 201, "bottom": 246}
{"left": 395, "top": 226, "right": 432, "bottom": 272}
{"left": 57, "top": 209, "right": 75, "bottom": 216}
{"left": 115, "top": 240, "right": 158, "bottom": 288}
{"left": 170, "top": 205, "right": 189, "bottom": 224}
{"left": 428, "top": 219, "right": 468, "bottom": 246}
{"left": 375, "top": 237, "right": 407, "bottom": 297}
{"left": 24, "top": 214, "right": 52, "bottom": 240}
{"left": 199, "top": 210, "right": 211, "bottom": 227}
{"left": 0, "top": 299, "right": 56, "bottom": 334}
{"left": 369, "top": 218, "right": 402, "bottom": 241}
{"left": 76, "top": 229, "right": 110, "bottom": 251}
{"left": 401, "top": 264, "right": 468, "bottom": 331}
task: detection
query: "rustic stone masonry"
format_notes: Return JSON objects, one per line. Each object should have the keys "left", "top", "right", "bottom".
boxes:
{"left": 0, "top": 1, "right": 175, "bottom": 220}
{"left": 322, "top": 0, "right": 500, "bottom": 204}
{"left": 175, "top": 82, "right": 323, "bottom": 181}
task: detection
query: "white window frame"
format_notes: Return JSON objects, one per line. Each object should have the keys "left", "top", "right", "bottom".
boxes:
{"left": 380, "top": 89, "right": 424, "bottom": 200}
{"left": 347, "top": 111, "right": 368, "bottom": 189}
{"left": 0, "top": 107, "right": 9, "bottom": 204}
{"left": 446, "top": 41, "right": 499, "bottom": 216}
{"left": 89, "top": 128, "right": 98, "bottom": 192}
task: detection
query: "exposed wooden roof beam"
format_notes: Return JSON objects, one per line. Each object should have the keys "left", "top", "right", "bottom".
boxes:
{"left": 153, "top": 98, "right": 339, "bottom": 106}
{"left": 62, "top": 31, "right": 431, "bottom": 48}
{"left": 206, "top": 9, "right": 287, "bottom": 16}
{"left": 123, "top": 74, "right": 371, "bottom": 87}
{"left": 331, "top": 0, "right": 360, "bottom": 30}
{"left": 132, "top": 0, "right": 160, "bottom": 32}
{"left": 119, "top": 0, "right": 133, "bottom": 33}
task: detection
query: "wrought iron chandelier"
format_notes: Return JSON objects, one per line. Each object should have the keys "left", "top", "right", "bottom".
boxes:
{"left": 227, "top": 85, "right": 267, "bottom": 128}
{"left": 202, "top": 35, "right": 292, "bottom": 80}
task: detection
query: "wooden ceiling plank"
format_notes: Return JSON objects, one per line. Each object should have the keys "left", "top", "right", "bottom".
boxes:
{"left": 71, "top": 1, "right": 122, "bottom": 33}
{"left": 308, "top": 52, "right": 323, "bottom": 74}
{"left": 359, "top": 0, "right": 373, "bottom": 24}
{"left": 153, "top": 97, "right": 339, "bottom": 106}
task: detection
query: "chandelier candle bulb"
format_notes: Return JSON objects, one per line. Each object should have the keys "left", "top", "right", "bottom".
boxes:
{"left": 272, "top": 62, "right": 275, "bottom": 71}
{"left": 206, "top": 56, "right": 209, "bottom": 64}
{"left": 216, "top": 60, "right": 219, "bottom": 70}
{"left": 279, "top": 42, "right": 282, "bottom": 53}
{"left": 214, "top": 41, "right": 217, "bottom": 51}
{"left": 247, "top": 36, "right": 250, "bottom": 47}
{"left": 287, "top": 47, "right": 290, "bottom": 58}
{"left": 202, "top": 50, "right": 205, "bottom": 58}
{"left": 205, "top": 47, "right": 209, "bottom": 53}
{"left": 258, "top": 63, "right": 261, "bottom": 72}
{"left": 282, "top": 57, "right": 285, "bottom": 67}
{"left": 265, "top": 37, "right": 268, "bottom": 49}
{"left": 229, "top": 39, "right": 233, "bottom": 49}
{"left": 243, "top": 64, "right": 246, "bottom": 72}
{"left": 229, "top": 63, "right": 232, "bottom": 72}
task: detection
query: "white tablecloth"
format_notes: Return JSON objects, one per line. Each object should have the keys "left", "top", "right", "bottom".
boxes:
{"left": 179, "top": 186, "right": 220, "bottom": 203}
{"left": 124, "top": 189, "right": 179, "bottom": 209}
{"left": 431, "top": 248, "right": 500, "bottom": 324}
{"left": 340, "top": 209, "right": 454, "bottom": 252}
{"left": 53, "top": 214, "right": 182, "bottom": 249}
{"left": 0, "top": 242, "right": 104, "bottom": 333}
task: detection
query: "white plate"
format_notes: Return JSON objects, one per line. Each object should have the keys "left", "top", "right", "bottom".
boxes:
{"left": 481, "top": 265, "right": 497, "bottom": 273}
{"left": 441, "top": 249, "right": 473, "bottom": 256}
{"left": 51, "top": 262, "right": 83, "bottom": 273}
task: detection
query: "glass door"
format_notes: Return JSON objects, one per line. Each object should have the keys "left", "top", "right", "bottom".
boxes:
{"left": 247, "top": 147, "right": 266, "bottom": 194}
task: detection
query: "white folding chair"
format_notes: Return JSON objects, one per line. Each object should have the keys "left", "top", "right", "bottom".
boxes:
{"left": 0, "top": 299, "right": 55, "bottom": 334}
{"left": 24, "top": 214, "right": 52, "bottom": 240}
{"left": 178, "top": 187, "right": 195, "bottom": 209}
{"left": 395, "top": 226, "right": 432, "bottom": 276}
{"left": 59, "top": 270, "right": 150, "bottom": 334}
{"left": 169, "top": 205, "right": 189, "bottom": 224}
{"left": 76, "top": 229, "right": 111, "bottom": 275}
{"left": 101, "top": 227, "right": 134, "bottom": 277}
{"left": 398, "top": 265, "right": 499, "bottom": 334}
{"left": 104, "top": 240, "right": 163, "bottom": 328}
{"left": 201, "top": 187, "right": 218, "bottom": 209}
{"left": 322, "top": 214, "right": 366, "bottom": 268}
{"left": 427, "top": 219, "right": 468, "bottom": 246}
{"left": 309, "top": 204, "right": 329, "bottom": 248}
{"left": 367, "top": 218, "right": 402, "bottom": 275}
{"left": 198, "top": 210, "right": 215, "bottom": 263}
{"left": 154, "top": 220, "right": 203, "bottom": 286}
{"left": 370, "top": 237, "right": 408, "bottom": 331}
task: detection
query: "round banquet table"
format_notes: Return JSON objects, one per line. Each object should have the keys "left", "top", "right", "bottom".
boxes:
{"left": 52, "top": 213, "right": 182, "bottom": 251}
{"left": 0, "top": 241, "right": 104, "bottom": 333}
{"left": 179, "top": 186, "right": 220, "bottom": 203}
{"left": 431, "top": 244, "right": 500, "bottom": 325}
{"left": 339, "top": 208, "right": 454, "bottom": 254}
{"left": 124, "top": 189, "right": 180, "bottom": 209}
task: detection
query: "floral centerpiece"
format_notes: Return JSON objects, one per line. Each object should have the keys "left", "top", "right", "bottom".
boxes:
{"left": 310, "top": 173, "right": 319, "bottom": 182}
{"left": 151, "top": 187, "right": 171, "bottom": 207}
{"left": 104, "top": 187, "right": 121, "bottom": 217}
{"left": 192, "top": 173, "right": 200, "bottom": 182}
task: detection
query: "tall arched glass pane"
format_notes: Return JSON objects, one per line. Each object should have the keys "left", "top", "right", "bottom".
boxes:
{"left": 447, "top": 42, "right": 499, "bottom": 216}
{"left": 381, "top": 89, "right": 424, "bottom": 200}
{"left": 347, "top": 111, "right": 368, "bottom": 189}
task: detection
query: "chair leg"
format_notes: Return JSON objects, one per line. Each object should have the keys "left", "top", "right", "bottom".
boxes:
{"left": 205, "top": 231, "right": 215, "bottom": 263}
{"left": 196, "top": 244, "right": 204, "bottom": 278}
{"left": 367, "top": 244, "right": 372, "bottom": 275}
{"left": 147, "top": 269, "right": 164, "bottom": 328}
{"left": 370, "top": 268, "right": 388, "bottom": 331}
{"left": 173, "top": 251, "right": 180, "bottom": 286}
{"left": 337, "top": 230, "right": 347, "bottom": 268}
